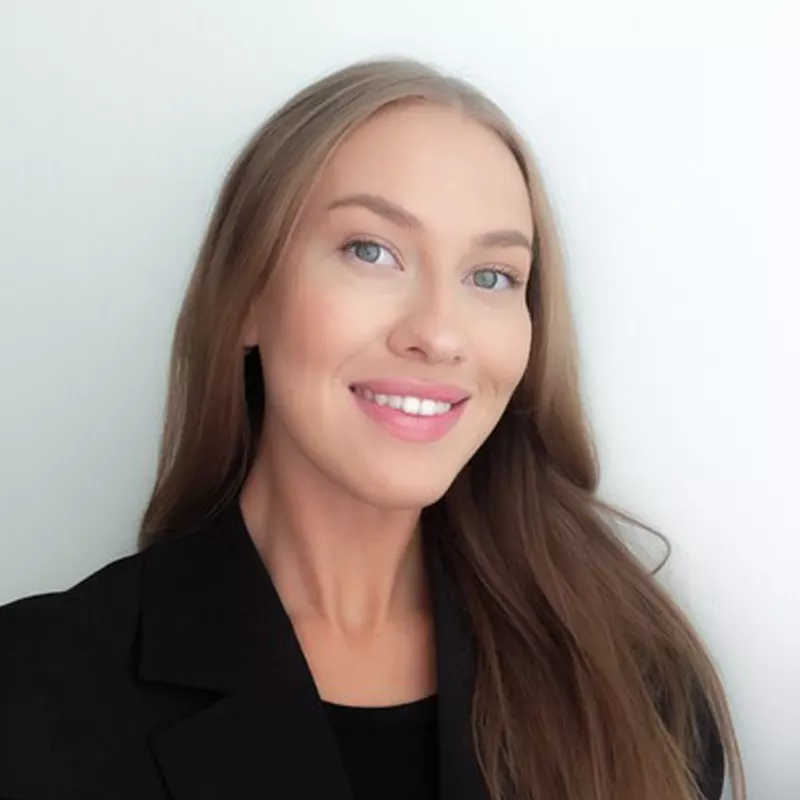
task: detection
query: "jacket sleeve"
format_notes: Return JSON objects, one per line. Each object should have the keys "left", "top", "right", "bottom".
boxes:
{"left": 0, "top": 592, "right": 66, "bottom": 799}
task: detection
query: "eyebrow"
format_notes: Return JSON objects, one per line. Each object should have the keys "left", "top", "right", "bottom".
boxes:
{"left": 326, "top": 192, "right": 533, "bottom": 253}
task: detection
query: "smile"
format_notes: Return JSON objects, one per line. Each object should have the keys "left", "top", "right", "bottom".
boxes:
{"left": 351, "top": 386, "right": 453, "bottom": 417}
{"left": 348, "top": 382, "right": 470, "bottom": 444}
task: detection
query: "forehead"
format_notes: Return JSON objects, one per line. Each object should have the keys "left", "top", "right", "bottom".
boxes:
{"left": 308, "top": 103, "right": 533, "bottom": 236}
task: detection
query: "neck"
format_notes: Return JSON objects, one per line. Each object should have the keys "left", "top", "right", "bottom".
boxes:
{"left": 239, "top": 432, "right": 430, "bottom": 637}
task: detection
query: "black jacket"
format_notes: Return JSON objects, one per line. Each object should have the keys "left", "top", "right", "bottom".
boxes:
{"left": 0, "top": 498, "right": 724, "bottom": 800}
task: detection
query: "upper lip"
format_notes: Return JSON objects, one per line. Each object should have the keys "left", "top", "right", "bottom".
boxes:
{"left": 349, "top": 379, "right": 471, "bottom": 404}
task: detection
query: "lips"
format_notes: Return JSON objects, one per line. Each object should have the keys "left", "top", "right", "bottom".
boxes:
{"left": 348, "top": 379, "right": 471, "bottom": 444}
{"left": 348, "top": 380, "right": 471, "bottom": 405}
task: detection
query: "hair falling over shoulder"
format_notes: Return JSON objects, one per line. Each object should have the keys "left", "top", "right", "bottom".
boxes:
{"left": 139, "top": 57, "right": 746, "bottom": 800}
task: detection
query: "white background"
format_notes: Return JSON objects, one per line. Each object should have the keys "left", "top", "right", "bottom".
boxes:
{"left": 1, "top": 1, "right": 796, "bottom": 797}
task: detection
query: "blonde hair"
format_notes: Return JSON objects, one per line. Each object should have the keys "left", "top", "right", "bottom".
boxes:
{"left": 140, "top": 57, "right": 745, "bottom": 800}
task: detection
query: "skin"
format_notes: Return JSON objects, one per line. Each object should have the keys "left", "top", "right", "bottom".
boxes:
{"left": 240, "top": 102, "right": 533, "bottom": 705}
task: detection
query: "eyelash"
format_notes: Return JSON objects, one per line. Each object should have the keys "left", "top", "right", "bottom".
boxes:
{"left": 339, "top": 237, "right": 525, "bottom": 290}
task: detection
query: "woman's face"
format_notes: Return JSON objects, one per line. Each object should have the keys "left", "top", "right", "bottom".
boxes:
{"left": 246, "top": 102, "right": 533, "bottom": 508}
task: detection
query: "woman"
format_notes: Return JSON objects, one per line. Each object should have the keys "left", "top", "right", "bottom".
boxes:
{"left": 0, "top": 58, "right": 745, "bottom": 800}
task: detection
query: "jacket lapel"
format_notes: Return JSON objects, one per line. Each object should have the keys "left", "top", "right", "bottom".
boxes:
{"left": 426, "top": 534, "right": 493, "bottom": 800}
{"left": 138, "top": 497, "right": 491, "bottom": 800}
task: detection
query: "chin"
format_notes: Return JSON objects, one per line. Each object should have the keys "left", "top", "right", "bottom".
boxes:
{"left": 345, "top": 467, "right": 457, "bottom": 511}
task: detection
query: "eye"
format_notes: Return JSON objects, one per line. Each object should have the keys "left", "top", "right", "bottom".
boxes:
{"left": 341, "top": 239, "right": 398, "bottom": 268}
{"left": 470, "top": 267, "right": 522, "bottom": 292}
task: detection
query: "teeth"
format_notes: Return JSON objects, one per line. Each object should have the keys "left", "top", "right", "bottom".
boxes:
{"left": 354, "top": 388, "right": 453, "bottom": 416}
{"left": 403, "top": 396, "right": 421, "bottom": 415}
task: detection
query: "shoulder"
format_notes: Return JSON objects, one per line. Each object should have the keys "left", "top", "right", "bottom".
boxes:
{"left": 0, "top": 554, "right": 142, "bottom": 741}
{"left": 0, "top": 552, "right": 146, "bottom": 776}
{"left": 0, "top": 515, "right": 232, "bottom": 697}
{"left": 0, "top": 549, "right": 145, "bottom": 666}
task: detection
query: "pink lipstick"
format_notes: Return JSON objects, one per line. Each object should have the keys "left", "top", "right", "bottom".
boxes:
{"left": 349, "top": 380, "right": 470, "bottom": 444}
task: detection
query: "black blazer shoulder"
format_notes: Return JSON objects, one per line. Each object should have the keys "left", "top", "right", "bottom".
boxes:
{"left": 0, "top": 550, "right": 172, "bottom": 799}
{"left": 0, "top": 549, "right": 143, "bottom": 675}
{"left": 0, "top": 501, "right": 725, "bottom": 800}
{"left": 0, "top": 503, "right": 488, "bottom": 800}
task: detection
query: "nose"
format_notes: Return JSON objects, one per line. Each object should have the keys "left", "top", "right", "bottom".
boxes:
{"left": 387, "top": 283, "right": 467, "bottom": 365}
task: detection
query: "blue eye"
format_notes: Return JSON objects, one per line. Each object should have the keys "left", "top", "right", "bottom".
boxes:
{"left": 342, "top": 239, "right": 397, "bottom": 267}
{"left": 471, "top": 268, "right": 520, "bottom": 291}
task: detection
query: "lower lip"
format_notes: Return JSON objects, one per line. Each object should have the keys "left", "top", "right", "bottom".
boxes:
{"left": 350, "top": 391, "right": 468, "bottom": 444}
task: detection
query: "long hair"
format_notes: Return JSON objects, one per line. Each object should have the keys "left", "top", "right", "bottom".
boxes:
{"left": 139, "top": 57, "right": 745, "bottom": 800}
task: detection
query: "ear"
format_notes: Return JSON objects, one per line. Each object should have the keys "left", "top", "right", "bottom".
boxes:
{"left": 241, "top": 303, "right": 259, "bottom": 348}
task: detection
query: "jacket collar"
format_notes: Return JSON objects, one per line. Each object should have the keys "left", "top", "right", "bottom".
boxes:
{"left": 138, "top": 497, "right": 491, "bottom": 800}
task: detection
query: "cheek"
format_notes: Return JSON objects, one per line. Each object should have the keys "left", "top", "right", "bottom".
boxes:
{"left": 257, "top": 272, "right": 386, "bottom": 392}
{"left": 474, "top": 307, "right": 532, "bottom": 396}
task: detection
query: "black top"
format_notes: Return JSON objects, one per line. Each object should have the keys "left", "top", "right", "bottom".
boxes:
{"left": 322, "top": 694, "right": 439, "bottom": 800}
{"left": 0, "top": 496, "right": 724, "bottom": 800}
